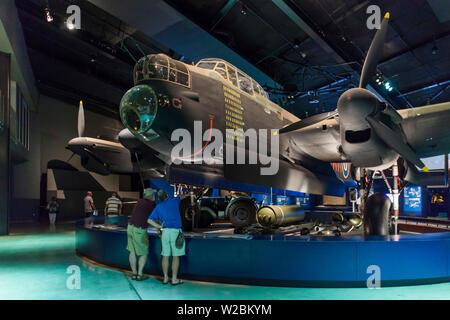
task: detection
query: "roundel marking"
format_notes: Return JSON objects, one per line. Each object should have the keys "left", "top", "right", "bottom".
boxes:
{"left": 342, "top": 163, "right": 350, "bottom": 179}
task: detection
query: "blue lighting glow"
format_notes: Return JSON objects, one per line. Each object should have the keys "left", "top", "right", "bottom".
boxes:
{"left": 384, "top": 81, "right": 393, "bottom": 91}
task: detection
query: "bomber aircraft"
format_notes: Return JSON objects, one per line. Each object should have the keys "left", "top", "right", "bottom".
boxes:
{"left": 67, "top": 13, "right": 450, "bottom": 235}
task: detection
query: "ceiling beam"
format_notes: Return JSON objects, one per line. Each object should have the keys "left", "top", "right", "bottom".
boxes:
{"left": 397, "top": 79, "right": 450, "bottom": 98}
{"left": 271, "top": 0, "right": 406, "bottom": 109}
{"left": 379, "top": 31, "right": 450, "bottom": 67}
{"left": 271, "top": 0, "right": 343, "bottom": 60}
{"left": 211, "top": 0, "right": 237, "bottom": 31}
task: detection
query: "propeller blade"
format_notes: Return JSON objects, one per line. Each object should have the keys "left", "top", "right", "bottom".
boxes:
{"left": 78, "top": 100, "right": 85, "bottom": 137}
{"left": 381, "top": 103, "right": 403, "bottom": 124}
{"left": 359, "top": 12, "right": 390, "bottom": 88}
{"left": 279, "top": 110, "right": 338, "bottom": 134}
{"left": 366, "top": 115, "right": 429, "bottom": 172}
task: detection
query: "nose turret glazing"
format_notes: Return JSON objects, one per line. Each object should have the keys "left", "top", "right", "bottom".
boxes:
{"left": 120, "top": 84, "right": 158, "bottom": 137}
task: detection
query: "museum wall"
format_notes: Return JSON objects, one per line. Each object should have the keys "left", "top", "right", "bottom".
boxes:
{"left": 10, "top": 111, "right": 41, "bottom": 222}
{"left": 38, "top": 95, "right": 124, "bottom": 173}
{"left": 0, "top": 0, "right": 38, "bottom": 111}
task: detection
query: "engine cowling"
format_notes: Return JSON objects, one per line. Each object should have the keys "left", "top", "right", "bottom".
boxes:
{"left": 81, "top": 156, "right": 110, "bottom": 175}
{"left": 397, "top": 158, "right": 421, "bottom": 185}
{"left": 337, "top": 88, "right": 399, "bottom": 170}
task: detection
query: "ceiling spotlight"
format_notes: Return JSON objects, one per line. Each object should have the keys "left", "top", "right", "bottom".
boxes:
{"left": 44, "top": 7, "right": 53, "bottom": 23}
{"left": 384, "top": 81, "right": 393, "bottom": 92}
{"left": 66, "top": 21, "right": 75, "bottom": 30}
{"left": 375, "top": 73, "right": 383, "bottom": 85}
{"left": 240, "top": 3, "right": 247, "bottom": 15}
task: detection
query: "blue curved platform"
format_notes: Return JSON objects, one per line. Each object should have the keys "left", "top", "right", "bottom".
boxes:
{"left": 75, "top": 217, "right": 450, "bottom": 287}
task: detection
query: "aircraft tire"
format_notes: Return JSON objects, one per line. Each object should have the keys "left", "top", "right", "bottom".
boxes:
{"left": 227, "top": 198, "right": 257, "bottom": 228}
{"left": 363, "top": 193, "right": 393, "bottom": 236}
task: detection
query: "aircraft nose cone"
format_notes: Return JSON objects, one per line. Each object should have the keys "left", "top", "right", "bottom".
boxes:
{"left": 120, "top": 84, "right": 158, "bottom": 135}
{"left": 67, "top": 137, "right": 89, "bottom": 152}
{"left": 337, "top": 88, "right": 379, "bottom": 127}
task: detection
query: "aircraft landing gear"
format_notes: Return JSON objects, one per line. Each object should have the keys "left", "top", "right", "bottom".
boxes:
{"left": 363, "top": 193, "right": 393, "bottom": 236}
{"left": 391, "top": 162, "right": 400, "bottom": 235}
{"left": 178, "top": 187, "right": 214, "bottom": 231}
{"left": 226, "top": 197, "right": 258, "bottom": 229}
{"left": 360, "top": 162, "right": 401, "bottom": 236}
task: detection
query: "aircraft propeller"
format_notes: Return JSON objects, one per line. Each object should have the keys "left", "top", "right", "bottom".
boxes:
{"left": 279, "top": 12, "right": 428, "bottom": 171}
{"left": 78, "top": 100, "right": 85, "bottom": 137}
{"left": 366, "top": 116, "right": 427, "bottom": 170}
{"left": 358, "top": 13, "right": 390, "bottom": 89}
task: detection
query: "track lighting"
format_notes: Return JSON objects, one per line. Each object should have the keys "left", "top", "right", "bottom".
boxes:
{"left": 44, "top": 7, "right": 53, "bottom": 23}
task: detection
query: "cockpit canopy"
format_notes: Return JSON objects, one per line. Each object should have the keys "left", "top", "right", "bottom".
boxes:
{"left": 196, "top": 58, "right": 269, "bottom": 100}
{"left": 134, "top": 54, "right": 190, "bottom": 87}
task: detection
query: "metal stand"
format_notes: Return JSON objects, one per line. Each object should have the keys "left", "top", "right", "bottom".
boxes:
{"left": 349, "top": 188, "right": 357, "bottom": 213}
{"left": 190, "top": 189, "right": 196, "bottom": 231}
{"left": 356, "top": 168, "right": 365, "bottom": 214}
{"left": 392, "top": 163, "right": 400, "bottom": 235}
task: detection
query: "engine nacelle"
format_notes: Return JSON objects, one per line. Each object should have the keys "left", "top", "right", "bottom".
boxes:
{"left": 338, "top": 88, "right": 399, "bottom": 170}
{"left": 81, "top": 156, "right": 110, "bottom": 175}
{"left": 398, "top": 158, "right": 421, "bottom": 185}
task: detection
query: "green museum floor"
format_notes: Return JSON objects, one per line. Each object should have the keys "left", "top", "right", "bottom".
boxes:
{"left": 0, "top": 223, "right": 449, "bottom": 300}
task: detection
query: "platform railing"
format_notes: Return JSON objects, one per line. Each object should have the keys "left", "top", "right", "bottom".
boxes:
{"left": 398, "top": 216, "right": 450, "bottom": 229}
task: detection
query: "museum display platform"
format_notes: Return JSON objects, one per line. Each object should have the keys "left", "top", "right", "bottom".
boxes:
{"left": 75, "top": 216, "right": 450, "bottom": 288}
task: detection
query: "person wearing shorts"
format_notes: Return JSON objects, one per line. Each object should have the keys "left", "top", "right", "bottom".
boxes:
{"left": 83, "top": 191, "right": 96, "bottom": 227}
{"left": 126, "top": 188, "right": 156, "bottom": 281}
{"left": 148, "top": 191, "right": 186, "bottom": 285}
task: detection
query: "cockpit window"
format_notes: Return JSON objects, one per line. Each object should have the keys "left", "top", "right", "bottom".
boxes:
{"left": 255, "top": 84, "right": 268, "bottom": 99}
{"left": 238, "top": 72, "right": 253, "bottom": 95}
{"left": 252, "top": 80, "right": 260, "bottom": 95}
{"left": 146, "top": 55, "right": 168, "bottom": 80}
{"left": 227, "top": 66, "right": 238, "bottom": 87}
{"left": 197, "top": 62, "right": 216, "bottom": 70}
{"left": 134, "top": 54, "right": 190, "bottom": 87}
{"left": 215, "top": 63, "right": 228, "bottom": 80}
{"left": 196, "top": 59, "right": 269, "bottom": 100}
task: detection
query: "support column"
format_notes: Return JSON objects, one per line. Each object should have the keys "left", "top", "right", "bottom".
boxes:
{"left": 0, "top": 51, "right": 10, "bottom": 235}
{"left": 357, "top": 168, "right": 366, "bottom": 215}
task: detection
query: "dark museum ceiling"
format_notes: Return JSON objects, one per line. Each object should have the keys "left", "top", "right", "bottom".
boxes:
{"left": 16, "top": 0, "right": 450, "bottom": 120}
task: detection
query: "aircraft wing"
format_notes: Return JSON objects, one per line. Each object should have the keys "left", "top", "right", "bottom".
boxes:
{"left": 223, "top": 146, "right": 346, "bottom": 196}
{"left": 284, "top": 117, "right": 343, "bottom": 163}
{"left": 400, "top": 102, "right": 450, "bottom": 159}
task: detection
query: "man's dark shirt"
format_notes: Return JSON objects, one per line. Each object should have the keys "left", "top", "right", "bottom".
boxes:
{"left": 129, "top": 199, "right": 156, "bottom": 229}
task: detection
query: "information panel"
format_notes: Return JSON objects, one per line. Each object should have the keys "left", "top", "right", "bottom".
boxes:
{"left": 403, "top": 186, "right": 422, "bottom": 214}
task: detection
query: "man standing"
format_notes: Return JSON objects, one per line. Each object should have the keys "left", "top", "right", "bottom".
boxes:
{"left": 84, "top": 191, "right": 96, "bottom": 227}
{"left": 84, "top": 191, "right": 95, "bottom": 216}
{"left": 148, "top": 191, "right": 186, "bottom": 285}
{"left": 104, "top": 192, "right": 122, "bottom": 216}
{"left": 127, "top": 188, "right": 156, "bottom": 281}
{"left": 47, "top": 196, "right": 59, "bottom": 231}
